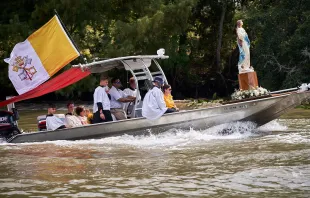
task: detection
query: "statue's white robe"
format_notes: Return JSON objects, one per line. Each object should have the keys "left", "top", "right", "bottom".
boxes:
{"left": 237, "top": 27, "right": 251, "bottom": 73}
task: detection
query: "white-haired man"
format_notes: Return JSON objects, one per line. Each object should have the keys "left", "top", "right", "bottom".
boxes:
{"left": 142, "top": 77, "right": 167, "bottom": 120}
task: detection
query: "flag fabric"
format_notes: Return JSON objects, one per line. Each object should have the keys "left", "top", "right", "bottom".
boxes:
{"left": 0, "top": 68, "right": 91, "bottom": 108}
{"left": 4, "top": 15, "right": 80, "bottom": 95}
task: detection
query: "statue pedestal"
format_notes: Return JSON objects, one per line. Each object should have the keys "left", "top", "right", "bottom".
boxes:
{"left": 238, "top": 72, "right": 258, "bottom": 90}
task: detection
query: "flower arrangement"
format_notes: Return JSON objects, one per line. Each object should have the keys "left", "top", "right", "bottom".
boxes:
{"left": 231, "top": 86, "right": 270, "bottom": 100}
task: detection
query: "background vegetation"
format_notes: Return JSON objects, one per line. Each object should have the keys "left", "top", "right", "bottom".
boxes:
{"left": 1, "top": 0, "right": 309, "bottom": 101}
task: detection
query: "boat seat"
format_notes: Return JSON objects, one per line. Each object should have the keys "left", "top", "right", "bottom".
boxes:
{"left": 111, "top": 114, "right": 117, "bottom": 121}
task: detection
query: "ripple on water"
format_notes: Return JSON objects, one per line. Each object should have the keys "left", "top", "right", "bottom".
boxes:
{"left": 0, "top": 119, "right": 309, "bottom": 197}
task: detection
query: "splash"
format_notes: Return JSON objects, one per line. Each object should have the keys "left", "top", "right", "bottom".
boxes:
{"left": 0, "top": 120, "right": 288, "bottom": 148}
{"left": 11, "top": 121, "right": 259, "bottom": 148}
{"left": 257, "top": 120, "right": 288, "bottom": 131}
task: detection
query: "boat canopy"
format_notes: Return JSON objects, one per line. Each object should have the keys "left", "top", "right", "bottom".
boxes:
{"left": 73, "top": 53, "right": 169, "bottom": 118}
{"left": 72, "top": 55, "right": 169, "bottom": 73}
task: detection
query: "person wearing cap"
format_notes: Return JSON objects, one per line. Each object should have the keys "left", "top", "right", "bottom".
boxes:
{"left": 46, "top": 103, "right": 67, "bottom": 130}
{"left": 123, "top": 77, "right": 141, "bottom": 118}
{"left": 93, "top": 75, "right": 113, "bottom": 123}
{"left": 142, "top": 77, "right": 168, "bottom": 120}
{"left": 109, "top": 78, "right": 136, "bottom": 120}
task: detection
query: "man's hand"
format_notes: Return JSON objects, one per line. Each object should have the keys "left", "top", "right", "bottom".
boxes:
{"left": 99, "top": 110, "right": 105, "bottom": 120}
{"left": 127, "top": 96, "right": 136, "bottom": 101}
{"left": 119, "top": 96, "right": 136, "bottom": 103}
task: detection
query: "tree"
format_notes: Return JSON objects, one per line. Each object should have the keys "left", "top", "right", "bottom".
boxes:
{"left": 241, "top": 0, "right": 310, "bottom": 90}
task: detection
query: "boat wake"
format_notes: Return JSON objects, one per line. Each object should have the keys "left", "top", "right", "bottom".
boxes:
{"left": 0, "top": 120, "right": 287, "bottom": 147}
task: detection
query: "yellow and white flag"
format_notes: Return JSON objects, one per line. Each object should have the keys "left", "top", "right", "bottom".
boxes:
{"left": 4, "top": 15, "right": 80, "bottom": 95}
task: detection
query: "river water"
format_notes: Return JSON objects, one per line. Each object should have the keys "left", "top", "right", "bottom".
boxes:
{"left": 0, "top": 110, "right": 310, "bottom": 197}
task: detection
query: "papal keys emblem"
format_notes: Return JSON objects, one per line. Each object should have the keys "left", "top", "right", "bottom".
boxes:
{"left": 11, "top": 56, "right": 37, "bottom": 81}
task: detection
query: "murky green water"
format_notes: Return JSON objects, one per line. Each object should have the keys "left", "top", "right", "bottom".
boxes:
{"left": 0, "top": 109, "right": 310, "bottom": 197}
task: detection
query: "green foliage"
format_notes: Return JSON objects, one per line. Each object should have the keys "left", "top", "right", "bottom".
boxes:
{"left": 241, "top": 0, "right": 310, "bottom": 90}
{"left": 1, "top": 0, "right": 310, "bottom": 101}
{"left": 212, "top": 92, "right": 217, "bottom": 100}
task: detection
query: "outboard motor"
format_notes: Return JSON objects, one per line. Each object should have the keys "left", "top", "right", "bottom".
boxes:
{"left": 0, "top": 110, "right": 21, "bottom": 141}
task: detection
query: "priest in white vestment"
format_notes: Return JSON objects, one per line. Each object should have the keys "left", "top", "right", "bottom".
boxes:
{"left": 64, "top": 102, "right": 82, "bottom": 128}
{"left": 46, "top": 104, "right": 66, "bottom": 131}
{"left": 142, "top": 77, "right": 167, "bottom": 120}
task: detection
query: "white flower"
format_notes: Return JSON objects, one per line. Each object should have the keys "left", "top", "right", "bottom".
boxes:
{"left": 254, "top": 90, "right": 259, "bottom": 96}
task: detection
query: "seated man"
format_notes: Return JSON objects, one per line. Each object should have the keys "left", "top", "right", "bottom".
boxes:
{"left": 64, "top": 102, "right": 83, "bottom": 128}
{"left": 142, "top": 77, "right": 168, "bottom": 120}
{"left": 123, "top": 77, "right": 141, "bottom": 118}
{"left": 109, "top": 78, "right": 136, "bottom": 120}
{"left": 46, "top": 103, "right": 66, "bottom": 131}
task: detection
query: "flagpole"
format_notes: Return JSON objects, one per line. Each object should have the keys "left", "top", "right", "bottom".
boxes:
{"left": 54, "top": 9, "right": 88, "bottom": 64}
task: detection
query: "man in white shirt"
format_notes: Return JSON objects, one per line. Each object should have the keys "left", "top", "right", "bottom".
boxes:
{"left": 142, "top": 77, "right": 168, "bottom": 120}
{"left": 123, "top": 77, "right": 141, "bottom": 118}
{"left": 93, "top": 75, "right": 113, "bottom": 123}
{"left": 46, "top": 103, "right": 66, "bottom": 131}
{"left": 64, "top": 102, "right": 83, "bottom": 127}
{"left": 109, "top": 78, "right": 136, "bottom": 120}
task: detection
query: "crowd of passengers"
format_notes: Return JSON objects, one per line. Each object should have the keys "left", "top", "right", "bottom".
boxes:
{"left": 46, "top": 75, "right": 179, "bottom": 131}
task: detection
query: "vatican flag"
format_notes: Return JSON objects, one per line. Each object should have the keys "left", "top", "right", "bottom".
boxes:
{"left": 4, "top": 15, "right": 80, "bottom": 95}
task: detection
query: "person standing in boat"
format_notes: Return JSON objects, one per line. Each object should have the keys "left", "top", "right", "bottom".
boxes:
{"left": 123, "top": 77, "right": 141, "bottom": 118}
{"left": 64, "top": 102, "right": 83, "bottom": 127}
{"left": 93, "top": 75, "right": 113, "bottom": 123}
{"left": 46, "top": 103, "right": 67, "bottom": 130}
{"left": 142, "top": 77, "right": 168, "bottom": 120}
{"left": 163, "top": 84, "right": 179, "bottom": 113}
{"left": 109, "top": 78, "right": 136, "bottom": 120}
{"left": 236, "top": 19, "right": 254, "bottom": 73}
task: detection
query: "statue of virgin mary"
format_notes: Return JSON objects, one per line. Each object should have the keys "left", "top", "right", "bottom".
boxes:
{"left": 236, "top": 20, "right": 254, "bottom": 73}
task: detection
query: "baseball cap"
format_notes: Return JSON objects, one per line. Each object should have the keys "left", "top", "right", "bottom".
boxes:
{"left": 152, "top": 77, "right": 163, "bottom": 84}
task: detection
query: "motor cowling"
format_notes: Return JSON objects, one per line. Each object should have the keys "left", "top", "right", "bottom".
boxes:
{"left": 0, "top": 110, "right": 21, "bottom": 141}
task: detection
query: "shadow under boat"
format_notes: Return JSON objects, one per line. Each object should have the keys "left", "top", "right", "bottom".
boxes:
{"left": 8, "top": 91, "right": 310, "bottom": 143}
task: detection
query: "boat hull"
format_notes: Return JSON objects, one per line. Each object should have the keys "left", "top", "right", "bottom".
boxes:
{"left": 8, "top": 92, "right": 310, "bottom": 143}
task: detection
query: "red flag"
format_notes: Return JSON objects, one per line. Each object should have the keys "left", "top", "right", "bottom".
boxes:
{"left": 0, "top": 68, "right": 91, "bottom": 107}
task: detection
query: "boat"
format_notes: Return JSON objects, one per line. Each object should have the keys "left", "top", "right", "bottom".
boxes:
{"left": 2, "top": 53, "right": 310, "bottom": 143}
